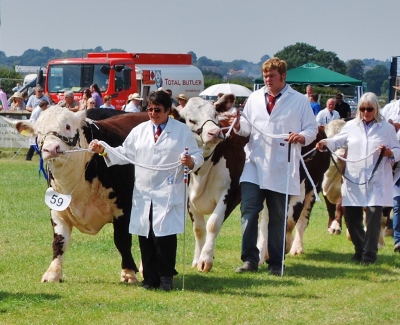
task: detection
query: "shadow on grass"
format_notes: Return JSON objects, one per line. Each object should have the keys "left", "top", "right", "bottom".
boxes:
{"left": 0, "top": 291, "right": 61, "bottom": 313}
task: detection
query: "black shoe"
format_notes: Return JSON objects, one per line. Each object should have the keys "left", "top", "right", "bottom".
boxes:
{"left": 394, "top": 244, "right": 400, "bottom": 253}
{"left": 268, "top": 265, "right": 284, "bottom": 276}
{"left": 159, "top": 277, "right": 173, "bottom": 292}
{"left": 235, "top": 261, "right": 258, "bottom": 273}
{"left": 141, "top": 282, "right": 156, "bottom": 290}
{"left": 351, "top": 253, "right": 362, "bottom": 262}
{"left": 26, "top": 158, "right": 32, "bottom": 161}
{"left": 361, "top": 259, "right": 375, "bottom": 266}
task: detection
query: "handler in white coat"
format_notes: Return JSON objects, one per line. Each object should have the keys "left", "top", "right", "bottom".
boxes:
{"left": 317, "top": 92, "right": 400, "bottom": 264}
{"left": 90, "top": 91, "right": 203, "bottom": 291}
{"left": 232, "top": 58, "right": 318, "bottom": 276}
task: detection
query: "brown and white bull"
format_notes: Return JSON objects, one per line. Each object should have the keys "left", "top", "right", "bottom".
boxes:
{"left": 16, "top": 106, "right": 149, "bottom": 283}
{"left": 177, "top": 95, "right": 330, "bottom": 271}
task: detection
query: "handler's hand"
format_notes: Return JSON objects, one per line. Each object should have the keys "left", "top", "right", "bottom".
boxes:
{"left": 286, "top": 132, "right": 305, "bottom": 144}
{"left": 316, "top": 139, "right": 327, "bottom": 151}
{"left": 227, "top": 109, "right": 240, "bottom": 131}
{"left": 89, "top": 140, "right": 105, "bottom": 155}
{"left": 379, "top": 145, "right": 394, "bottom": 157}
{"left": 181, "top": 154, "right": 194, "bottom": 170}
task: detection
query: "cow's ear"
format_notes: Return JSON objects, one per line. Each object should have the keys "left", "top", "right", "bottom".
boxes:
{"left": 75, "top": 110, "right": 87, "bottom": 127}
{"left": 16, "top": 121, "right": 36, "bottom": 137}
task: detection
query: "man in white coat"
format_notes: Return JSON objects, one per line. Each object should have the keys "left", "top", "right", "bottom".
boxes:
{"left": 90, "top": 91, "right": 203, "bottom": 290}
{"left": 316, "top": 98, "right": 340, "bottom": 127}
{"left": 232, "top": 57, "right": 318, "bottom": 276}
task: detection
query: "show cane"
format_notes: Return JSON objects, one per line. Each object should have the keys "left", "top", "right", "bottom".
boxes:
{"left": 182, "top": 147, "right": 189, "bottom": 291}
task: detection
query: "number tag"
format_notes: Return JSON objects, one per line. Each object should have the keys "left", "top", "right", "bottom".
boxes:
{"left": 44, "top": 187, "right": 71, "bottom": 211}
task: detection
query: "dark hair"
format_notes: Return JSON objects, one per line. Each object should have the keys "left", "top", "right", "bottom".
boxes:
{"left": 39, "top": 99, "right": 49, "bottom": 108}
{"left": 148, "top": 90, "right": 172, "bottom": 112}
{"left": 311, "top": 93, "right": 318, "bottom": 101}
{"left": 90, "top": 84, "right": 101, "bottom": 95}
{"left": 82, "top": 88, "right": 91, "bottom": 98}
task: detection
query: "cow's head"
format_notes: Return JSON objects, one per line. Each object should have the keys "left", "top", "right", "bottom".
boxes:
{"left": 16, "top": 105, "right": 87, "bottom": 162}
{"left": 178, "top": 97, "right": 225, "bottom": 154}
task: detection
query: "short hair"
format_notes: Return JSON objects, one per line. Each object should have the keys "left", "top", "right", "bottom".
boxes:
{"left": 355, "top": 92, "right": 382, "bottom": 122}
{"left": 261, "top": 57, "right": 287, "bottom": 75}
{"left": 64, "top": 90, "right": 74, "bottom": 98}
{"left": 39, "top": 99, "right": 49, "bottom": 108}
{"left": 336, "top": 93, "right": 343, "bottom": 99}
{"left": 165, "top": 89, "right": 172, "bottom": 95}
{"left": 104, "top": 95, "right": 111, "bottom": 101}
{"left": 311, "top": 93, "right": 318, "bottom": 102}
{"left": 326, "top": 98, "right": 335, "bottom": 106}
{"left": 306, "top": 85, "right": 313, "bottom": 90}
{"left": 148, "top": 90, "right": 172, "bottom": 111}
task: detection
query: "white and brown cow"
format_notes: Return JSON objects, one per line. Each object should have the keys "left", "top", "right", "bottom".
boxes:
{"left": 177, "top": 95, "right": 330, "bottom": 271}
{"left": 16, "top": 106, "right": 149, "bottom": 283}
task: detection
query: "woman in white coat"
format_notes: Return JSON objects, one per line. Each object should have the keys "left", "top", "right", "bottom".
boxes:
{"left": 90, "top": 91, "right": 203, "bottom": 290}
{"left": 316, "top": 92, "right": 400, "bottom": 264}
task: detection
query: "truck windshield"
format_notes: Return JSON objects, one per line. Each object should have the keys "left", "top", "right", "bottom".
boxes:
{"left": 47, "top": 64, "right": 110, "bottom": 93}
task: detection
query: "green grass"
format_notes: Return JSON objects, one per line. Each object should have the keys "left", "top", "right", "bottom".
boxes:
{"left": 1, "top": 149, "right": 400, "bottom": 325}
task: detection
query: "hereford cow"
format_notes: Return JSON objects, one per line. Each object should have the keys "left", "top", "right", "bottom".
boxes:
{"left": 16, "top": 106, "right": 149, "bottom": 283}
{"left": 177, "top": 95, "right": 330, "bottom": 271}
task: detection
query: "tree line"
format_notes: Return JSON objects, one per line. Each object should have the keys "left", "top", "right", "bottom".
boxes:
{"left": 0, "top": 43, "right": 391, "bottom": 99}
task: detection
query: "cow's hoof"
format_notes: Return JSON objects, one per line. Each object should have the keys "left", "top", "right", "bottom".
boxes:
{"left": 197, "top": 260, "right": 212, "bottom": 272}
{"left": 289, "top": 247, "right": 303, "bottom": 256}
{"left": 120, "top": 269, "right": 138, "bottom": 284}
{"left": 41, "top": 272, "right": 62, "bottom": 283}
{"left": 191, "top": 260, "right": 198, "bottom": 268}
{"left": 328, "top": 227, "right": 335, "bottom": 235}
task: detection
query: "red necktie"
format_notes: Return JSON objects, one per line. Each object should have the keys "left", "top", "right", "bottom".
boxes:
{"left": 266, "top": 93, "right": 281, "bottom": 114}
{"left": 154, "top": 125, "right": 162, "bottom": 142}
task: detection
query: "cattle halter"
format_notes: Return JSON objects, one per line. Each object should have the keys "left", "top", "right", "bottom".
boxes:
{"left": 193, "top": 119, "right": 225, "bottom": 144}
{"left": 39, "top": 130, "right": 80, "bottom": 151}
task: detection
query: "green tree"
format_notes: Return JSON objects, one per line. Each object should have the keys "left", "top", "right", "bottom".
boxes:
{"left": 364, "top": 64, "right": 388, "bottom": 95}
{"left": 188, "top": 51, "right": 197, "bottom": 64}
{"left": 274, "top": 42, "right": 346, "bottom": 73}
{"left": 0, "top": 66, "right": 23, "bottom": 94}
{"left": 347, "top": 59, "right": 364, "bottom": 80}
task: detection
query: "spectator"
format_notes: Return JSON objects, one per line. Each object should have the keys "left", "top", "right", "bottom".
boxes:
{"left": 89, "top": 90, "right": 203, "bottom": 291}
{"left": 12, "top": 82, "right": 22, "bottom": 92}
{"left": 304, "top": 85, "right": 313, "bottom": 99}
{"left": 166, "top": 89, "right": 178, "bottom": 106}
{"left": 0, "top": 86, "right": 9, "bottom": 111}
{"left": 232, "top": 57, "right": 318, "bottom": 276}
{"left": 335, "top": 93, "right": 351, "bottom": 118}
{"left": 90, "top": 84, "right": 103, "bottom": 108}
{"left": 79, "top": 88, "right": 92, "bottom": 110}
{"left": 10, "top": 92, "right": 26, "bottom": 110}
{"left": 26, "top": 99, "right": 49, "bottom": 160}
{"left": 87, "top": 98, "right": 96, "bottom": 109}
{"left": 315, "top": 98, "right": 340, "bottom": 126}
{"left": 26, "top": 85, "right": 50, "bottom": 112}
{"left": 58, "top": 90, "right": 80, "bottom": 112}
{"left": 124, "top": 93, "right": 142, "bottom": 112}
{"left": 316, "top": 92, "right": 400, "bottom": 264}
{"left": 309, "top": 93, "right": 321, "bottom": 115}
{"left": 99, "top": 95, "right": 116, "bottom": 109}
{"left": 176, "top": 94, "right": 188, "bottom": 111}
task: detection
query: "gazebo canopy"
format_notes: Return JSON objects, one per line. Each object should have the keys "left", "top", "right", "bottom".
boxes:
{"left": 254, "top": 62, "right": 362, "bottom": 87}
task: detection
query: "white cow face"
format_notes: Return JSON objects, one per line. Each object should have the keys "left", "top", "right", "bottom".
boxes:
{"left": 17, "top": 106, "right": 86, "bottom": 161}
{"left": 179, "top": 97, "right": 224, "bottom": 149}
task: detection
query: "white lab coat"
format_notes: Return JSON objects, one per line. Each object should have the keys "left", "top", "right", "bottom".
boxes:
{"left": 236, "top": 85, "right": 318, "bottom": 195}
{"left": 316, "top": 108, "right": 341, "bottom": 126}
{"left": 105, "top": 117, "right": 203, "bottom": 237}
{"left": 325, "top": 118, "right": 400, "bottom": 207}
{"left": 381, "top": 100, "right": 400, "bottom": 123}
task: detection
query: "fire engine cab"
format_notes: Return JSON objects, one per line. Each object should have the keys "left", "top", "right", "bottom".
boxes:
{"left": 45, "top": 52, "right": 204, "bottom": 109}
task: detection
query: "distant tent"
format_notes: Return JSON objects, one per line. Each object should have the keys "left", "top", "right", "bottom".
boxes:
{"left": 254, "top": 62, "right": 362, "bottom": 88}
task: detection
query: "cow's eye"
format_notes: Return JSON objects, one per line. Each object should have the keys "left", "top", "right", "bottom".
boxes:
{"left": 66, "top": 124, "right": 71, "bottom": 131}
{"left": 188, "top": 119, "right": 197, "bottom": 125}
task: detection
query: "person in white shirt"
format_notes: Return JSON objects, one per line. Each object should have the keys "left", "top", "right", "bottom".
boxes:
{"left": 124, "top": 93, "right": 143, "bottom": 113}
{"left": 316, "top": 98, "right": 340, "bottom": 127}
{"left": 99, "top": 95, "right": 116, "bottom": 109}
{"left": 26, "top": 99, "right": 49, "bottom": 160}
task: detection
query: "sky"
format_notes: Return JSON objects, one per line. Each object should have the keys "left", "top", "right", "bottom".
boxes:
{"left": 0, "top": 0, "right": 399, "bottom": 64}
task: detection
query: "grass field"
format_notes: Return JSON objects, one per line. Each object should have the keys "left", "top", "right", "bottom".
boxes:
{"left": 1, "top": 149, "right": 399, "bottom": 325}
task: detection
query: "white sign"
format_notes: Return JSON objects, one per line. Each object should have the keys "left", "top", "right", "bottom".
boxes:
{"left": 0, "top": 116, "right": 30, "bottom": 148}
{"left": 44, "top": 187, "right": 71, "bottom": 211}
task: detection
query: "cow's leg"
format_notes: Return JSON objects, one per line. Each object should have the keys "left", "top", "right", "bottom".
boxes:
{"left": 290, "top": 190, "right": 316, "bottom": 256}
{"left": 196, "top": 197, "right": 228, "bottom": 272}
{"left": 113, "top": 215, "right": 138, "bottom": 284}
{"left": 329, "top": 196, "right": 344, "bottom": 235}
{"left": 190, "top": 207, "right": 206, "bottom": 269}
{"left": 324, "top": 195, "right": 336, "bottom": 229}
{"left": 42, "top": 212, "right": 71, "bottom": 283}
{"left": 257, "top": 204, "right": 269, "bottom": 265}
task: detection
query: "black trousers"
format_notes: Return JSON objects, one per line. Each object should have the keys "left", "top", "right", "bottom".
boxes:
{"left": 26, "top": 145, "right": 36, "bottom": 160}
{"left": 344, "top": 206, "right": 382, "bottom": 263}
{"left": 138, "top": 206, "right": 178, "bottom": 287}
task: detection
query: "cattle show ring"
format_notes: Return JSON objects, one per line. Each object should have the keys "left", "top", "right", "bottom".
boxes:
{"left": 0, "top": 98, "right": 399, "bottom": 324}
